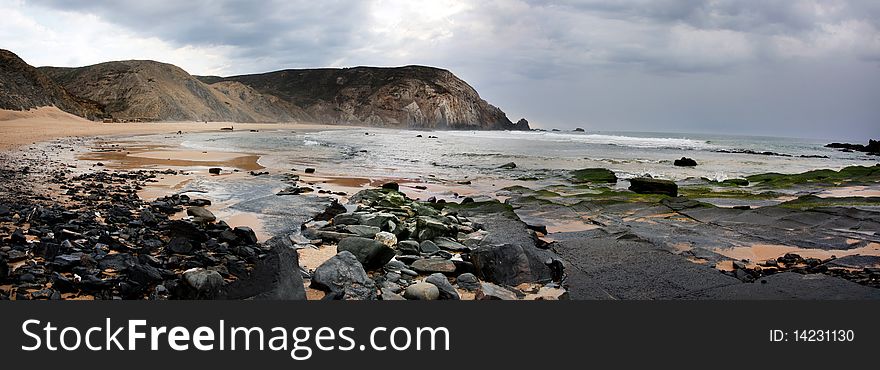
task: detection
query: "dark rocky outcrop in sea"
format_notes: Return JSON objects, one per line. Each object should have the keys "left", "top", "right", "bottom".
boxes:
{"left": 826, "top": 140, "right": 880, "bottom": 155}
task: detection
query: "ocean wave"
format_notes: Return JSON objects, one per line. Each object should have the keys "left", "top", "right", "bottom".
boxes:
{"left": 443, "top": 130, "right": 714, "bottom": 150}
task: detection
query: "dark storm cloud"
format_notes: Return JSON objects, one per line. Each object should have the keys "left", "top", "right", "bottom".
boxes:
{"left": 31, "top": 0, "right": 370, "bottom": 68}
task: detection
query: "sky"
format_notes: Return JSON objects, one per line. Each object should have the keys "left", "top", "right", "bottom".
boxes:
{"left": 1, "top": 0, "right": 879, "bottom": 140}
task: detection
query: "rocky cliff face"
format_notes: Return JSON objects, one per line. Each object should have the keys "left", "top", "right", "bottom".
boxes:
{"left": 0, "top": 49, "right": 100, "bottom": 118}
{"left": 208, "top": 66, "right": 528, "bottom": 130}
{"left": 40, "top": 60, "right": 304, "bottom": 122}
{"left": 3, "top": 48, "right": 526, "bottom": 129}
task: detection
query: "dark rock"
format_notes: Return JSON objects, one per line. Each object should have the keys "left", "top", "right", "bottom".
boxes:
{"left": 208, "top": 168, "right": 221, "bottom": 175}
{"left": 398, "top": 240, "right": 421, "bottom": 255}
{"left": 673, "top": 157, "right": 698, "bottom": 167}
{"left": 189, "top": 198, "right": 212, "bottom": 207}
{"left": 233, "top": 226, "right": 258, "bottom": 244}
{"left": 403, "top": 282, "right": 439, "bottom": 300}
{"left": 186, "top": 206, "right": 216, "bottom": 223}
{"left": 304, "top": 168, "right": 316, "bottom": 174}
{"left": 11, "top": 229, "right": 27, "bottom": 244}
{"left": 433, "top": 236, "right": 469, "bottom": 252}
{"left": 381, "top": 182, "right": 400, "bottom": 191}
{"left": 380, "top": 288, "right": 406, "bottom": 300}
{"left": 169, "top": 220, "right": 208, "bottom": 242}
{"left": 425, "top": 273, "right": 460, "bottom": 300}
{"left": 456, "top": 273, "right": 480, "bottom": 291}
{"left": 337, "top": 237, "right": 396, "bottom": 270}
{"left": 167, "top": 237, "right": 195, "bottom": 254}
{"left": 127, "top": 263, "right": 164, "bottom": 286}
{"left": 310, "top": 251, "right": 377, "bottom": 300}
{"left": 411, "top": 258, "right": 456, "bottom": 274}
{"left": 0, "top": 256, "right": 8, "bottom": 279}
{"left": 628, "top": 177, "right": 678, "bottom": 196}
{"left": 721, "top": 178, "right": 749, "bottom": 186}
{"left": 345, "top": 225, "right": 381, "bottom": 238}
{"left": 419, "top": 240, "right": 440, "bottom": 253}
{"left": 221, "top": 241, "right": 306, "bottom": 300}
{"left": 471, "top": 243, "right": 558, "bottom": 285}
{"left": 332, "top": 213, "right": 362, "bottom": 226}
{"left": 313, "top": 199, "right": 346, "bottom": 221}
{"left": 573, "top": 127, "right": 585, "bottom": 132}
{"left": 498, "top": 162, "right": 517, "bottom": 169}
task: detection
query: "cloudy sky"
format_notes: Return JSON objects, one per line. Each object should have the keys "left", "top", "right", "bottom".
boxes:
{"left": 2, "top": 0, "right": 879, "bottom": 140}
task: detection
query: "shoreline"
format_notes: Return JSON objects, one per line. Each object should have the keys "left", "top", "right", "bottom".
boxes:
{"left": 1, "top": 111, "right": 879, "bottom": 300}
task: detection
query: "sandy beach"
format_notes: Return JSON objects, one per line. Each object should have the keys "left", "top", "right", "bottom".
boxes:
{"left": 0, "top": 107, "right": 346, "bottom": 151}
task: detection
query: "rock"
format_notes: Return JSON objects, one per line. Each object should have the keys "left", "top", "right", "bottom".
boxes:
{"left": 498, "top": 162, "right": 517, "bottom": 169}
{"left": 398, "top": 240, "right": 421, "bottom": 255}
{"left": 471, "top": 243, "right": 558, "bottom": 285}
{"left": 573, "top": 127, "right": 585, "bottom": 132}
{"left": 11, "top": 228, "right": 27, "bottom": 244}
{"left": 186, "top": 206, "right": 216, "bottom": 223}
{"left": 221, "top": 241, "right": 306, "bottom": 300}
{"left": 433, "top": 236, "right": 469, "bottom": 251}
{"left": 333, "top": 213, "right": 362, "bottom": 226}
{"left": 313, "top": 199, "right": 347, "bottom": 221}
{"left": 374, "top": 231, "right": 398, "bottom": 247}
{"left": 167, "top": 237, "right": 195, "bottom": 254}
{"left": 0, "top": 256, "right": 8, "bottom": 279}
{"left": 277, "top": 186, "right": 311, "bottom": 195}
{"left": 417, "top": 240, "right": 439, "bottom": 254}
{"left": 570, "top": 168, "right": 617, "bottom": 183}
{"left": 476, "top": 282, "right": 518, "bottom": 300}
{"left": 233, "top": 226, "right": 258, "bottom": 244}
{"left": 456, "top": 273, "right": 480, "bottom": 291}
{"left": 403, "top": 282, "right": 440, "bottom": 300}
{"left": 337, "top": 237, "right": 396, "bottom": 270}
{"left": 381, "top": 182, "right": 400, "bottom": 191}
{"left": 304, "top": 168, "right": 316, "bottom": 174}
{"left": 628, "top": 177, "right": 678, "bottom": 196}
{"left": 183, "top": 268, "right": 224, "bottom": 299}
{"left": 209, "top": 168, "right": 221, "bottom": 175}
{"left": 169, "top": 220, "right": 209, "bottom": 242}
{"left": 345, "top": 224, "right": 381, "bottom": 237}
{"left": 416, "top": 216, "right": 451, "bottom": 240}
{"left": 673, "top": 157, "right": 698, "bottom": 167}
{"left": 425, "top": 273, "right": 460, "bottom": 300}
{"left": 381, "top": 288, "right": 406, "bottom": 300}
{"left": 190, "top": 198, "right": 212, "bottom": 206}
{"left": 310, "top": 251, "right": 377, "bottom": 300}
{"left": 411, "top": 258, "right": 456, "bottom": 274}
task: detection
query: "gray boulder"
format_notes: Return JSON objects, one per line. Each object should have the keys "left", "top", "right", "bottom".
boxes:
{"left": 310, "top": 251, "right": 377, "bottom": 300}
{"left": 628, "top": 177, "right": 678, "bottom": 196}
{"left": 471, "top": 243, "right": 558, "bottom": 285}
{"left": 186, "top": 206, "right": 216, "bottom": 223}
{"left": 411, "top": 258, "right": 456, "bottom": 274}
{"left": 220, "top": 240, "right": 306, "bottom": 300}
{"left": 404, "top": 282, "right": 440, "bottom": 300}
{"left": 337, "top": 237, "right": 396, "bottom": 270}
{"left": 183, "top": 268, "right": 224, "bottom": 299}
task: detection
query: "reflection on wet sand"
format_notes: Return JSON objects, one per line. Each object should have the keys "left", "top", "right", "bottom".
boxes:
{"left": 79, "top": 143, "right": 264, "bottom": 171}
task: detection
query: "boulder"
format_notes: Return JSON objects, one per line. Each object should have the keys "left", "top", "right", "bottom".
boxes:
{"left": 310, "top": 251, "right": 377, "bottom": 300}
{"left": 337, "top": 237, "right": 396, "bottom": 270}
{"left": 183, "top": 268, "right": 224, "bottom": 299}
{"left": 167, "top": 237, "right": 195, "bottom": 254}
{"left": 233, "top": 226, "right": 258, "bottom": 244}
{"left": 381, "top": 182, "right": 400, "bottom": 191}
{"left": 186, "top": 207, "right": 217, "bottom": 222}
{"left": 471, "top": 243, "right": 558, "bottom": 285}
{"left": 425, "top": 273, "right": 460, "bottom": 300}
{"left": 498, "top": 162, "right": 517, "bottom": 169}
{"left": 208, "top": 168, "right": 221, "bottom": 175}
{"left": 381, "top": 288, "right": 406, "bottom": 300}
{"left": 168, "top": 220, "right": 209, "bottom": 242}
{"left": 403, "top": 282, "right": 440, "bottom": 300}
{"left": 221, "top": 241, "right": 306, "bottom": 300}
{"left": 411, "top": 258, "right": 456, "bottom": 274}
{"left": 433, "top": 236, "right": 469, "bottom": 252}
{"left": 673, "top": 157, "right": 698, "bottom": 167}
{"left": 628, "top": 178, "right": 678, "bottom": 196}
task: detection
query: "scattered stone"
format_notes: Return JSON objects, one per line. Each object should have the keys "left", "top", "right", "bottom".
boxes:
{"left": 419, "top": 240, "right": 440, "bottom": 253}
{"left": 456, "top": 273, "right": 480, "bottom": 291}
{"left": 208, "top": 168, "right": 221, "bottom": 175}
{"left": 381, "top": 182, "right": 400, "bottom": 191}
{"left": 374, "top": 231, "right": 398, "bottom": 247}
{"left": 498, "top": 162, "right": 517, "bottom": 169}
{"left": 403, "top": 282, "right": 440, "bottom": 300}
{"left": 570, "top": 168, "right": 617, "bottom": 183}
{"left": 411, "top": 258, "right": 456, "bottom": 274}
{"left": 304, "top": 168, "right": 316, "bottom": 174}
{"left": 345, "top": 224, "right": 381, "bottom": 237}
{"left": 426, "top": 273, "right": 460, "bottom": 300}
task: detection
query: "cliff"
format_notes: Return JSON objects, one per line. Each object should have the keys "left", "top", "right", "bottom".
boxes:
{"left": 0, "top": 49, "right": 101, "bottom": 118}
